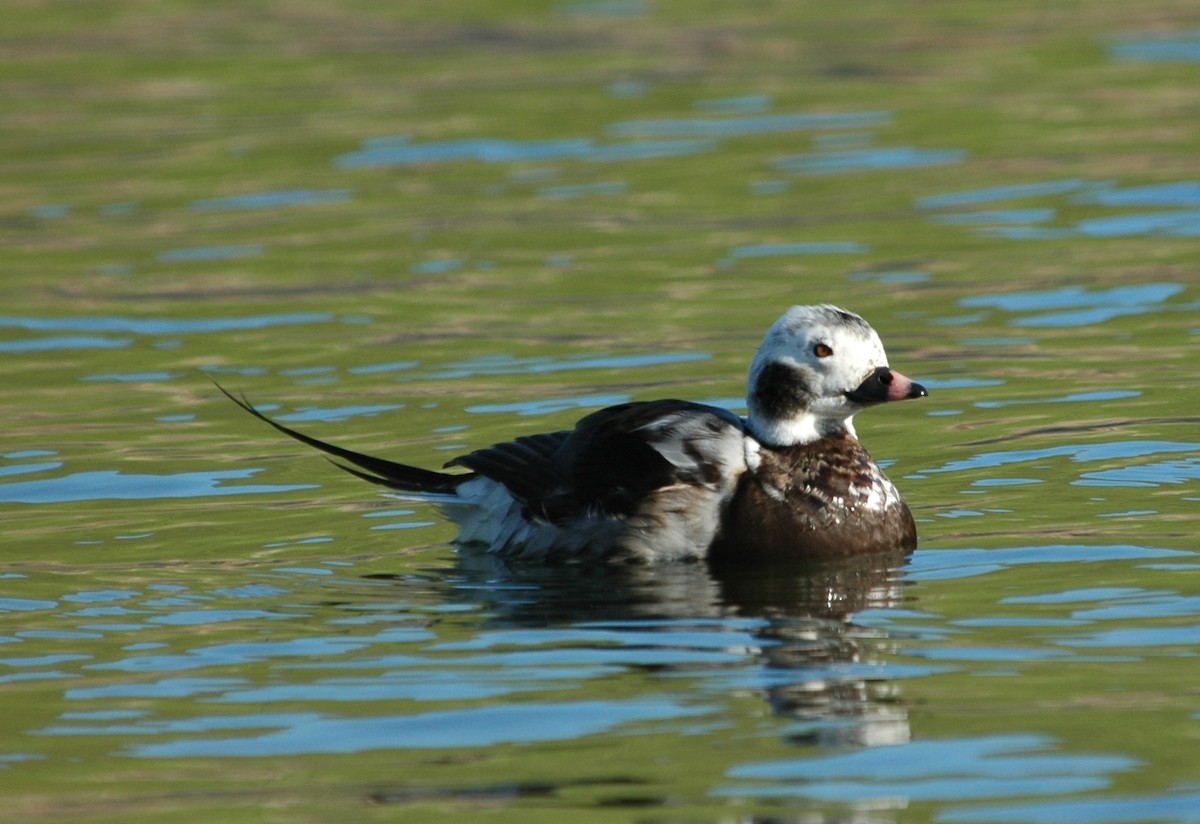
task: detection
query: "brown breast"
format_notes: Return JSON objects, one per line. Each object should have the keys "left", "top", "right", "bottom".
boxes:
{"left": 708, "top": 434, "right": 917, "bottom": 560}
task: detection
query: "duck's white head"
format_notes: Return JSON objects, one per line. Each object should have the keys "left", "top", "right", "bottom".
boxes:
{"left": 745, "top": 304, "right": 927, "bottom": 447}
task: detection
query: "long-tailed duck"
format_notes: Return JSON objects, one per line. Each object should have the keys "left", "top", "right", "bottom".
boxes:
{"left": 223, "top": 304, "right": 927, "bottom": 562}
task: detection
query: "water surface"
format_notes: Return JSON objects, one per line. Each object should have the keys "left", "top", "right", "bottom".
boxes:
{"left": 3, "top": 3, "right": 1198, "bottom": 822}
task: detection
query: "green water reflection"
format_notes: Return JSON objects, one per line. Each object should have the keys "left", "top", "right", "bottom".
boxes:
{"left": 3, "top": 1, "right": 1199, "bottom": 822}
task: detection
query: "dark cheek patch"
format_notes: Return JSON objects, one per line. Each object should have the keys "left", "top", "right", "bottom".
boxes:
{"left": 752, "top": 361, "right": 812, "bottom": 419}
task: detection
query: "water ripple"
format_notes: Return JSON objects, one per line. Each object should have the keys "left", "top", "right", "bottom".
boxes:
{"left": 1109, "top": 31, "right": 1200, "bottom": 62}
{"left": 189, "top": 189, "right": 351, "bottom": 211}
{"left": 117, "top": 699, "right": 711, "bottom": 757}
{"left": 0, "top": 469, "right": 318, "bottom": 504}
{"left": 0, "top": 336, "right": 132, "bottom": 353}
{"left": 941, "top": 789, "right": 1200, "bottom": 823}
{"left": 157, "top": 244, "right": 264, "bottom": 263}
{"left": 336, "top": 136, "right": 713, "bottom": 168}
{"left": 0, "top": 313, "right": 333, "bottom": 336}
{"left": 916, "top": 440, "right": 1199, "bottom": 477}
{"left": 275, "top": 404, "right": 404, "bottom": 423}
{"left": 721, "top": 734, "right": 1136, "bottom": 802}
{"left": 960, "top": 283, "right": 1183, "bottom": 326}
{"left": 906, "top": 545, "right": 1190, "bottom": 581}
{"left": 608, "top": 111, "right": 891, "bottom": 138}
{"left": 775, "top": 146, "right": 967, "bottom": 174}
{"left": 915, "top": 180, "right": 1088, "bottom": 209}
{"left": 432, "top": 351, "right": 709, "bottom": 379}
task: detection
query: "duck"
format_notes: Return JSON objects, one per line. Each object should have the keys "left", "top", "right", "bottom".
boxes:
{"left": 222, "top": 304, "right": 927, "bottom": 563}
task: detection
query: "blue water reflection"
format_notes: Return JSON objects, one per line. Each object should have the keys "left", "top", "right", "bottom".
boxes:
{"left": 29, "top": 204, "right": 69, "bottom": 219}
{"left": 906, "top": 545, "right": 1190, "bottom": 582}
{"left": 775, "top": 146, "right": 967, "bottom": 174}
{"left": 0, "top": 469, "right": 318, "bottom": 504}
{"left": 189, "top": 189, "right": 351, "bottom": 211}
{"left": 337, "top": 111, "right": 895, "bottom": 170}
{"left": 275, "top": 404, "right": 404, "bottom": 423}
{"left": 0, "top": 336, "right": 132, "bottom": 353}
{"left": 608, "top": 111, "right": 891, "bottom": 138}
{"left": 915, "top": 440, "right": 1199, "bottom": 483}
{"left": 725, "top": 241, "right": 871, "bottom": 259}
{"left": 589, "top": 141, "right": 718, "bottom": 161}
{"left": 1074, "top": 180, "right": 1200, "bottom": 206}
{"left": 0, "top": 313, "right": 333, "bottom": 335}
{"left": 336, "top": 136, "right": 714, "bottom": 168}
{"left": 157, "top": 244, "right": 264, "bottom": 262}
{"left": 1109, "top": 31, "right": 1200, "bottom": 62}
{"left": 409, "top": 258, "right": 465, "bottom": 274}
{"left": 537, "top": 181, "right": 627, "bottom": 199}
{"left": 1078, "top": 457, "right": 1200, "bottom": 487}
{"left": 3, "top": 550, "right": 916, "bottom": 768}
{"left": 694, "top": 94, "right": 773, "bottom": 113}
{"left": 1070, "top": 209, "right": 1200, "bottom": 238}
{"left": 941, "top": 790, "right": 1200, "bottom": 823}
{"left": 431, "top": 351, "right": 709, "bottom": 379}
{"left": 118, "top": 699, "right": 710, "bottom": 757}
{"left": 975, "top": 389, "right": 1141, "bottom": 408}
{"left": 1059, "top": 624, "right": 1200, "bottom": 648}
{"left": 0, "top": 461, "right": 63, "bottom": 478}
{"left": 960, "top": 283, "right": 1183, "bottom": 326}
{"left": 920, "top": 178, "right": 1200, "bottom": 239}
{"left": 337, "top": 136, "right": 593, "bottom": 166}
{"left": 2, "top": 520, "right": 1192, "bottom": 818}
{"left": 557, "top": 0, "right": 649, "bottom": 19}
{"left": 932, "top": 208, "right": 1056, "bottom": 225}
{"left": 466, "top": 393, "right": 630, "bottom": 416}
{"left": 348, "top": 361, "right": 418, "bottom": 375}
{"left": 721, "top": 734, "right": 1136, "bottom": 802}
{"left": 848, "top": 270, "right": 931, "bottom": 286}
{"left": 1010, "top": 588, "right": 1200, "bottom": 622}
{"left": 915, "top": 180, "right": 1089, "bottom": 209}
{"left": 81, "top": 372, "right": 179, "bottom": 383}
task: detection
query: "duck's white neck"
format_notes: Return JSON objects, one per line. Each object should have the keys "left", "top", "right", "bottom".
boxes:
{"left": 746, "top": 412, "right": 856, "bottom": 447}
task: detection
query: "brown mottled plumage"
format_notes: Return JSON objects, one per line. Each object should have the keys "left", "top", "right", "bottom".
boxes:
{"left": 710, "top": 435, "right": 917, "bottom": 560}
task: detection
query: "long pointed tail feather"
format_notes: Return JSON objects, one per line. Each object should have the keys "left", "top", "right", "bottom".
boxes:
{"left": 216, "top": 383, "right": 464, "bottom": 495}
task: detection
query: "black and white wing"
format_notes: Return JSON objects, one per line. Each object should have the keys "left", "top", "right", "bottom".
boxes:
{"left": 452, "top": 400, "right": 751, "bottom": 560}
{"left": 225, "top": 386, "right": 751, "bottom": 560}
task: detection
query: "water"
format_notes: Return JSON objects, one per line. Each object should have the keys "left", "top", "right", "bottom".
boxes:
{"left": 4, "top": 3, "right": 1199, "bottom": 822}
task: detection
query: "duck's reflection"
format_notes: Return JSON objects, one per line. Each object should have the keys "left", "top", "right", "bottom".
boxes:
{"left": 407, "top": 547, "right": 914, "bottom": 751}
{"left": 716, "top": 550, "right": 912, "bottom": 749}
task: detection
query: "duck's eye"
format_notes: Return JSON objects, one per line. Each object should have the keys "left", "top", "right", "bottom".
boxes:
{"left": 813, "top": 342, "right": 834, "bottom": 358}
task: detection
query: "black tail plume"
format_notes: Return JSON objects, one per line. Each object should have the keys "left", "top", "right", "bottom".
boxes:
{"left": 216, "top": 382, "right": 464, "bottom": 495}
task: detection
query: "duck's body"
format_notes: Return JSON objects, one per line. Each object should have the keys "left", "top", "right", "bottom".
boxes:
{"left": 225, "top": 304, "right": 927, "bottom": 562}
